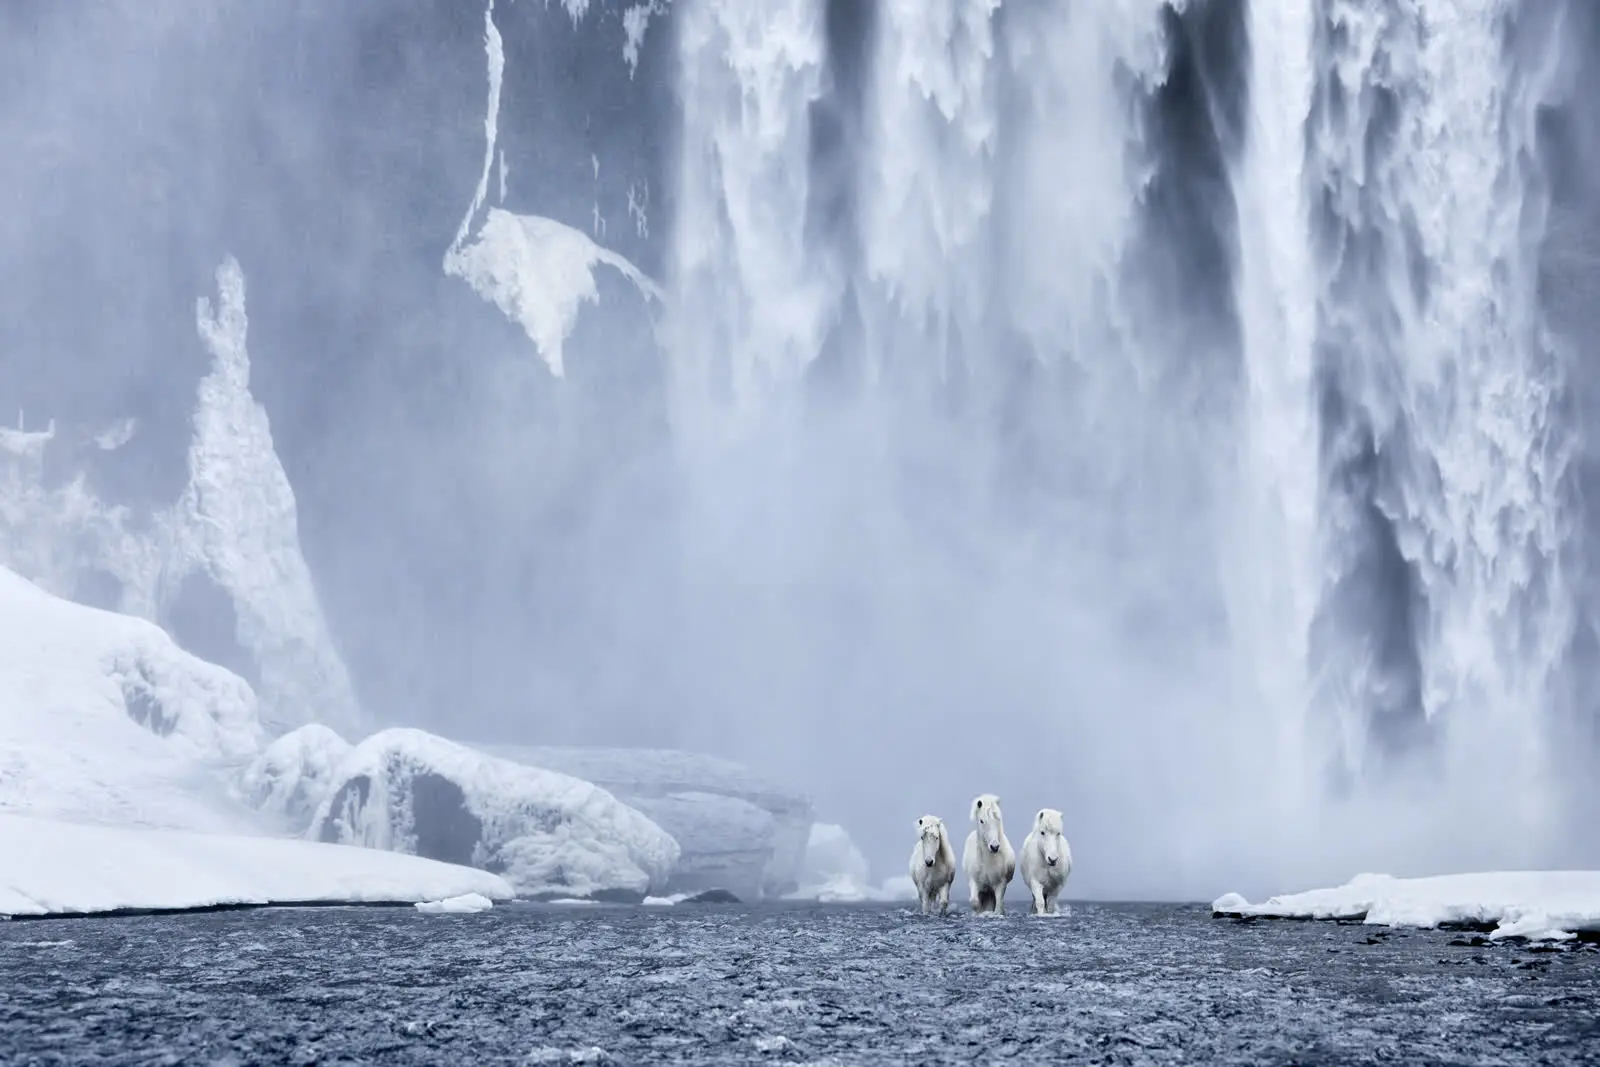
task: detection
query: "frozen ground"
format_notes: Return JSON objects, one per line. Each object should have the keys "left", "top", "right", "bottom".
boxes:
{"left": 1215, "top": 871, "right": 1600, "bottom": 942}
{"left": 0, "top": 814, "right": 511, "bottom": 917}
{"left": 2, "top": 901, "right": 1596, "bottom": 1064}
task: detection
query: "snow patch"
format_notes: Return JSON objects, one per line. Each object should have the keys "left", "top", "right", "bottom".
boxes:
{"left": 1213, "top": 871, "right": 1600, "bottom": 942}
{"left": 414, "top": 891, "right": 495, "bottom": 915}
{"left": 311, "top": 729, "right": 679, "bottom": 899}
{"left": 0, "top": 813, "right": 512, "bottom": 917}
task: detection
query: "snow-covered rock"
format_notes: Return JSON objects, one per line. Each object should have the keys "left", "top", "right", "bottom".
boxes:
{"left": 0, "top": 564, "right": 265, "bottom": 832}
{"left": 0, "top": 813, "right": 512, "bottom": 917}
{"left": 310, "top": 729, "right": 679, "bottom": 899}
{"left": 415, "top": 891, "right": 496, "bottom": 915}
{"left": 1213, "top": 871, "right": 1600, "bottom": 942}
{"left": 491, "top": 744, "right": 813, "bottom": 899}
{"left": 239, "top": 723, "right": 352, "bottom": 830}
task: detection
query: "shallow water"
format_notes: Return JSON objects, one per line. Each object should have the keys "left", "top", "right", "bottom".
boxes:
{"left": 2, "top": 901, "right": 1597, "bottom": 1065}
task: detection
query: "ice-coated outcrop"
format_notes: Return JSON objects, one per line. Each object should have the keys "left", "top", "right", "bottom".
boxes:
{"left": 155, "top": 257, "right": 363, "bottom": 736}
{"left": 446, "top": 207, "right": 661, "bottom": 378}
{"left": 0, "top": 563, "right": 265, "bottom": 833}
{"left": 310, "top": 729, "right": 680, "bottom": 899}
{"left": 491, "top": 745, "right": 813, "bottom": 899}
{"left": 239, "top": 723, "right": 353, "bottom": 831}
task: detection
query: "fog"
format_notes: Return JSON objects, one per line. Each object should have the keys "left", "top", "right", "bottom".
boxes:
{"left": 5, "top": 0, "right": 1600, "bottom": 902}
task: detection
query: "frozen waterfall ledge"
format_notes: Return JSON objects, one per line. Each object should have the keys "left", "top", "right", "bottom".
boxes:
{"left": 0, "top": 814, "right": 513, "bottom": 919}
{"left": 1213, "top": 872, "right": 1600, "bottom": 943}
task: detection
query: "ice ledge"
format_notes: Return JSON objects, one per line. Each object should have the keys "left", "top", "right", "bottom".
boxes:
{"left": 0, "top": 814, "right": 513, "bottom": 919}
{"left": 1213, "top": 871, "right": 1600, "bottom": 943}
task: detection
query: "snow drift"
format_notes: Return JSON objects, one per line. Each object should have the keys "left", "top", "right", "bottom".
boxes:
{"left": 1214, "top": 871, "right": 1600, "bottom": 942}
{"left": 0, "top": 813, "right": 512, "bottom": 917}
{"left": 310, "top": 729, "right": 679, "bottom": 899}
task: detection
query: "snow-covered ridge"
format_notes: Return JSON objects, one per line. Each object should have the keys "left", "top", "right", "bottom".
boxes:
{"left": 1214, "top": 872, "right": 1600, "bottom": 942}
{"left": 0, "top": 814, "right": 512, "bottom": 918}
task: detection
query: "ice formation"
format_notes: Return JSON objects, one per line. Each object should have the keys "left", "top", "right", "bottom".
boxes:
{"left": 415, "top": 891, "right": 496, "bottom": 914}
{"left": 493, "top": 744, "right": 813, "bottom": 899}
{"left": 157, "top": 257, "right": 364, "bottom": 736}
{"left": 239, "top": 723, "right": 353, "bottom": 830}
{"left": 311, "top": 729, "right": 680, "bottom": 899}
{"left": 443, "top": 0, "right": 660, "bottom": 378}
{"left": 0, "top": 813, "right": 512, "bottom": 918}
{"left": 445, "top": 208, "right": 660, "bottom": 378}
{"left": 1214, "top": 872, "right": 1600, "bottom": 942}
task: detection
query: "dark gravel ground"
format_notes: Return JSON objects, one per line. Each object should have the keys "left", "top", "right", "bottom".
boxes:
{"left": 2, "top": 900, "right": 1598, "bottom": 1065}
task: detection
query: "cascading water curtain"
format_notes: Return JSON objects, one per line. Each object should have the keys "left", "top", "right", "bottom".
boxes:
{"left": 1298, "top": 0, "right": 1579, "bottom": 859}
{"left": 660, "top": 0, "right": 1591, "bottom": 883}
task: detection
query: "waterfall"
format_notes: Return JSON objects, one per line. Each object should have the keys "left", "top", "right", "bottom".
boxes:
{"left": 1303, "top": 0, "right": 1575, "bottom": 854}
{"left": 666, "top": 0, "right": 833, "bottom": 430}
{"left": 1228, "top": 0, "right": 1320, "bottom": 816}
{"left": 650, "top": 0, "right": 1592, "bottom": 885}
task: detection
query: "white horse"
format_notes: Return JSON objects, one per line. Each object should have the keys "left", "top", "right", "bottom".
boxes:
{"left": 1020, "top": 807, "right": 1073, "bottom": 916}
{"left": 962, "top": 793, "right": 1016, "bottom": 914}
{"left": 908, "top": 815, "right": 957, "bottom": 915}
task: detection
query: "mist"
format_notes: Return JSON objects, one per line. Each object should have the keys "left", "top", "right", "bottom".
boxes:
{"left": 5, "top": 0, "right": 1600, "bottom": 903}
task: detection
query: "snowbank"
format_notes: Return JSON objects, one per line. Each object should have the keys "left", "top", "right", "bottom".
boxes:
{"left": 0, "top": 813, "right": 512, "bottom": 918}
{"left": 239, "top": 723, "right": 352, "bottom": 830}
{"left": 1213, "top": 871, "right": 1600, "bottom": 942}
{"left": 0, "top": 565, "right": 265, "bottom": 832}
{"left": 492, "top": 744, "right": 813, "bottom": 899}
{"left": 311, "top": 729, "right": 679, "bottom": 899}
